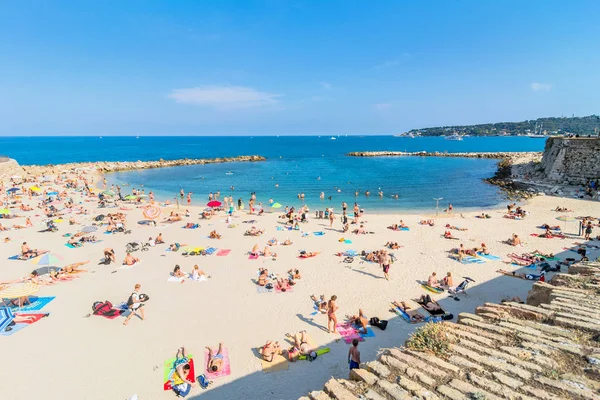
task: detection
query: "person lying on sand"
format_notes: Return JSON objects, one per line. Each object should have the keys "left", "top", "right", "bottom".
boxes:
{"left": 347, "top": 309, "right": 368, "bottom": 334}
{"left": 507, "top": 234, "right": 522, "bottom": 246}
{"left": 353, "top": 224, "right": 373, "bottom": 234}
{"left": 250, "top": 244, "right": 260, "bottom": 257}
{"left": 245, "top": 226, "right": 264, "bottom": 236}
{"left": 418, "top": 294, "right": 442, "bottom": 312}
{"left": 20, "top": 204, "right": 33, "bottom": 211}
{"left": 282, "top": 238, "right": 293, "bottom": 246}
{"left": 103, "top": 248, "right": 116, "bottom": 264}
{"left": 444, "top": 231, "right": 458, "bottom": 240}
{"left": 267, "top": 237, "right": 278, "bottom": 246}
{"left": 257, "top": 268, "right": 269, "bottom": 286}
{"left": 169, "top": 243, "right": 181, "bottom": 252}
{"left": 209, "top": 230, "right": 221, "bottom": 239}
{"left": 286, "top": 331, "right": 314, "bottom": 361}
{"left": 541, "top": 223, "right": 561, "bottom": 230}
{"left": 171, "top": 347, "right": 199, "bottom": 397}
{"left": 260, "top": 341, "right": 282, "bottom": 362}
{"left": 497, "top": 269, "right": 545, "bottom": 281}
{"left": 263, "top": 246, "right": 277, "bottom": 258}
{"left": 385, "top": 241, "right": 400, "bottom": 249}
{"left": 173, "top": 265, "right": 186, "bottom": 279}
{"left": 123, "top": 252, "right": 139, "bottom": 266}
{"left": 388, "top": 224, "right": 400, "bottom": 231}
{"left": 299, "top": 251, "right": 319, "bottom": 258}
{"left": 68, "top": 236, "right": 83, "bottom": 247}
{"left": 275, "top": 277, "right": 291, "bottom": 291}
{"left": 391, "top": 301, "right": 425, "bottom": 323}
{"left": 288, "top": 269, "right": 301, "bottom": 280}
{"left": 419, "top": 219, "right": 435, "bottom": 226}
{"left": 61, "top": 261, "right": 89, "bottom": 274}
{"left": 445, "top": 224, "right": 467, "bottom": 231}
{"left": 310, "top": 294, "right": 328, "bottom": 314}
{"left": 206, "top": 343, "right": 225, "bottom": 373}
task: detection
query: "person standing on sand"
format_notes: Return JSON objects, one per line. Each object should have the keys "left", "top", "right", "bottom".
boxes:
{"left": 329, "top": 210, "right": 335, "bottom": 228}
{"left": 187, "top": 192, "right": 192, "bottom": 206}
{"left": 585, "top": 221, "right": 593, "bottom": 240}
{"left": 327, "top": 295, "right": 338, "bottom": 334}
{"left": 180, "top": 189, "right": 185, "bottom": 200}
{"left": 348, "top": 339, "right": 360, "bottom": 375}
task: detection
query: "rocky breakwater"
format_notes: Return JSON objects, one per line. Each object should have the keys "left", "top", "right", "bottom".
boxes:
{"left": 22, "top": 155, "right": 266, "bottom": 175}
{"left": 347, "top": 150, "right": 540, "bottom": 159}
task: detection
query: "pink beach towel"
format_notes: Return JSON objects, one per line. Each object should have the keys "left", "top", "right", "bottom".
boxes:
{"left": 248, "top": 254, "right": 259, "bottom": 260}
{"left": 204, "top": 348, "right": 231, "bottom": 379}
{"left": 336, "top": 323, "right": 364, "bottom": 344}
{"left": 274, "top": 284, "right": 293, "bottom": 293}
{"left": 217, "top": 249, "right": 231, "bottom": 256}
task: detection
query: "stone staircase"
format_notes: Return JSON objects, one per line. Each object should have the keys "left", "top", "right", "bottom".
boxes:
{"left": 299, "top": 262, "right": 600, "bottom": 400}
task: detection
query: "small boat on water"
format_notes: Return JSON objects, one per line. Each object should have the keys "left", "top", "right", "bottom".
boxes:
{"left": 445, "top": 133, "right": 463, "bottom": 141}
{"left": 225, "top": 171, "right": 233, "bottom": 175}
{"left": 330, "top": 137, "right": 337, "bottom": 140}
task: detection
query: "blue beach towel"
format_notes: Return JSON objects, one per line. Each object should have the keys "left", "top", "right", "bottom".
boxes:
{"left": 394, "top": 307, "right": 412, "bottom": 323}
{"left": 314, "top": 231, "right": 325, "bottom": 236}
{"left": 8, "top": 255, "right": 22, "bottom": 261}
{"left": 359, "top": 327, "right": 376, "bottom": 338}
{"left": 12, "top": 296, "right": 55, "bottom": 312}
{"left": 476, "top": 252, "right": 501, "bottom": 260}
{"left": 0, "top": 323, "right": 28, "bottom": 336}
{"left": 461, "top": 256, "right": 485, "bottom": 264}
{"left": 205, "top": 247, "right": 217, "bottom": 255}
{"left": 399, "top": 227, "right": 410, "bottom": 231}
{"left": 344, "top": 239, "right": 352, "bottom": 244}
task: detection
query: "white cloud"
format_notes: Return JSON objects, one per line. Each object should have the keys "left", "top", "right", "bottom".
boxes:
{"left": 168, "top": 85, "right": 281, "bottom": 109}
{"left": 320, "top": 82, "right": 332, "bottom": 90}
{"left": 374, "top": 59, "right": 400, "bottom": 69}
{"left": 374, "top": 103, "right": 392, "bottom": 110}
{"left": 531, "top": 82, "right": 552, "bottom": 92}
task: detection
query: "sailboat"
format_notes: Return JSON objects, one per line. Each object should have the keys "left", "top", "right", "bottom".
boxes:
{"left": 445, "top": 132, "right": 463, "bottom": 140}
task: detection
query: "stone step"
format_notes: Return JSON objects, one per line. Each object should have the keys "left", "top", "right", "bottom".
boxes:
{"left": 542, "top": 302, "right": 600, "bottom": 320}
{"left": 349, "top": 368, "right": 379, "bottom": 386}
{"left": 458, "top": 317, "right": 512, "bottom": 336}
{"left": 404, "top": 348, "right": 461, "bottom": 374}
{"left": 309, "top": 390, "right": 333, "bottom": 400}
{"left": 519, "top": 340, "right": 556, "bottom": 357}
{"left": 450, "top": 343, "right": 532, "bottom": 380}
{"left": 456, "top": 312, "right": 485, "bottom": 323}
{"left": 503, "top": 301, "right": 554, "bottom": 318}
{"left": 503, "top": 316, "right": 573, "bottom": 339}
{"left": 480, "top": 302, "right": 548, "bottom": 320}
{"left": 384, "top": 348, "right": 448, "bottom": 379}
{"left": 379, "top": 355, "right": 437, "bottom": 387}
{"left": 447, "top": 378, "right": 503, "bottom": 400}
{"left": 467, "top": 372, "right": 537, "bottom": 400}
{"left": 521, "top": 384, "right": 569, "bottom": 400}
{"left": 518, "top": 332, "right": 585, "bottom": 356}
{"left": 535, "top": 375, "right": 600, "bottom": 400}
{"left": 457, "top": 338, "right": 544, "bottom": 373}
{"left": 324, "top": 379, "right": 359, "bottom": 400}
{"left": 492, "top": 371, "right": 523, "bottom": 389}
{"left": 497, "top": 320, "right": 556, "bottom": 340}
{"left": 363, "top": 388, "right": 388, "bottom": 400}
{"left": 448, "top": 354, "right": 487, "bottom": 372}
{"left": 447, "top": 326, "right": 495, "bottom": 347}
{"left": 375, "top": 379, "right": 411, "bottom": 400}
{"left": 436, "top": 384, "right": 468, "bottom": 400}
{"left": 362, "top": 361, "right": 391, "bottom": 379}
{"left": 554, "top": 316, "right": 600, "bottom": 335}
{"left": 448, "top": 321, "right": 509, "bottom": 343}
{"left": 396, "top": 375, "right": 440, "bottom": 399}
{"left": 499, "top": 346, "right": 558, "bottom": 369}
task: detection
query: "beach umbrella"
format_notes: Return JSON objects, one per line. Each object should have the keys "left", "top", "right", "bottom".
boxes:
{"left": 11, "top": 175, "right": 21, "bottom": 180}
{"left": 207, "top": 200, "right": 222, "bottom": 208}
{"left": 556, "top": 215, "right": 576, "bottom": 231}
{"left": 143, "top": 205, "right": 161, "bottom": 220}
{"left": 47, "top": 191, "right": 58, "bottom": 196}
{"left": 30, "top": 186, "right": 41, "bottom": 192}
{"left": 7, "top": 188, "right": 19, "bottom": 193}
{"left": 0, "top": 306, "right": 15, "bottom": 332}
{"left": 271, "top": 203, "right": 282, "bottom": 208}
{"left": 31, "top": 253, "right": 64, "bottom": 267}
{"left": 124, "top": 195, "right": 137, "bottom": 200}
{"left": 0, "top": 209, "right": 9, "bottom": 215}
{"left": 101, "top": 190, "right": 115, "bottom": 196}
{"left": 137, "top": 194, "right": 147, "bottom": 198}
{"left": 81, "top": 226, "right": 98, "bottom": 233}
{"left": 0, "top": 283, "right": 39, "bottom": 308}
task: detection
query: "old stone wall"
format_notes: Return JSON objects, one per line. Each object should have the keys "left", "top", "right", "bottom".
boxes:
{"left": 0, "top": 158, "right": 26, "bottom": 181}
{"left": 541, "top": 137, "right": 600, "bottom": 183}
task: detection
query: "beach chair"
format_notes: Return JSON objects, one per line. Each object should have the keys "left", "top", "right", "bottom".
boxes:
{"left": 448, "top": 277, "right": 475, "bottom": 297}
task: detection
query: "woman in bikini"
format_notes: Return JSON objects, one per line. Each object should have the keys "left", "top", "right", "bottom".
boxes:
{"left": 206, "top": 343, "right": 225, "bottom": 373}
{"left": 327, "top": 295, "right": 338, "bottom": 334}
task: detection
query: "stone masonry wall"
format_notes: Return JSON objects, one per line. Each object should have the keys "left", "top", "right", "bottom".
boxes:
{"left": 541, "top": 137, "right": 600, "bottom": 184}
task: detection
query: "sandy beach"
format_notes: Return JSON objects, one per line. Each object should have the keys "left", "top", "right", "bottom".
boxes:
{"left": 1, "top": 170, "right": 599, "bottom": 400}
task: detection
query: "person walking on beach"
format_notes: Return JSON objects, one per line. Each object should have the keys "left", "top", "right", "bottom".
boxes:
{"left": 329, "top": 209, "right": 335, "bottom": 228}
{"left": 327, "top": 295, "right": 338, "bottom": 334}
{"left": 124, "top": 284, "right": 145, "bottom": 326}
{"left": 187, "top": 192, "right": 192, "bottom": 206}
{"left": 585, "top": 221, "right": 593, "bottom": 240}
{"left": 348, "top": 339, "right": 360, "bottom": 376}
{"left": 381, "top": 251, "right": 391, "bottom": 280}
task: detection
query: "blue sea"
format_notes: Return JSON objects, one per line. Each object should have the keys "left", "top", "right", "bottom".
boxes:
{"left": 1, "top": 136, "right": 545, "bottom": 212}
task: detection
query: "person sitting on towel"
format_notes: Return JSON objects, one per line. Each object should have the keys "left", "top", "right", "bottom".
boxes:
{"left": 441, "top": 272, "right": 453, "bottom": 287}
{"left": 310, "top": 294, "right": 328, "bottom": 314}
{"left": 260, "top": 341, "right": 282, "bottom": 362}
{"left": 173, "top": 265, "right": 186, "bottom": 279}
{"left": 209, "top": 230, "right": 221, "bottom": 239}
{"left": 172, "top": 347, "right": 197, "bottom": 397}
{"left": 286, "top": 331, "right": 314, "bottom": 361}
{"left": 169, "top": 243, "right": 180, "bottom": 251}
{"left": 250, "top": 244, "right": 260, "bottom": 257}
{"left": 155, "top": 233, "right": 165, "bottom": 244}
{"left": 206, "top": 342, "right": 225, "bottom": 373}
{"left": 427, "top": 272, "right": 440, "bottom": 288}
{"left": 419, "top": 294, "right": 442, "bottom": 312}
{"left": 103, "top": 248, "right": 116, "bottom": 264}
{"left": 257, "top": 268, "right": 269, "bottom": 286}
{"left": 123, "top": 253, "right": 139, "bottom": 266}
{"left": 347, "top": 309, "right": 368, "bottom": 334}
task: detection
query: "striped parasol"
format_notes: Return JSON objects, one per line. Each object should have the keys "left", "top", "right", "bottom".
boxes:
{"left": 143, "top": 204, "right": 161, "bottom": 220}
{"left": 0, "top": 282, "right": 39, "bottom": 300}
{"left": 31, "top": 252, "right": 64, "bottom": 267}
{"left": 81, "top": 226, "right": 98, "bottom": 233}
{"left": 0, "top": 306, "right": 15, "bottom": 332}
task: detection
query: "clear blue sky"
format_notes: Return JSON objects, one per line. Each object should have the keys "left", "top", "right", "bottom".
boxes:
{"left": 1, "top": 0, "right": 599, "bottom": 135}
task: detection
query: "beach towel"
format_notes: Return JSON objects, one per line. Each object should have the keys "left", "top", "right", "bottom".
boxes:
{"left": 359, "top": 327, "right": 375, "bottom": 338}
{"left": 248, "top": 254, "right": 259, "bottom": 260}
{"left": 7, "top": 255, "right": 26, "bottom": 261}
{"left": 275, "top": 284, "right": 293, "bottom": 293}
{"left": 11, "top": 296, "right": 55, "bottom": 311}
{"left": 65, "top": 243, "right": 82, "bottom": 249}
{"left": 400, "top": 227, "right": 410, "bottom": 231}
{"left": 344, "top": 239, "right": 352, "bottom": 244}
{"left": 256, "top": 285, "right": 273, "bottom": 294}
{"left": 260, "top": 352, "right": 289, "bottom": 373}
{"left": 0, "top": 312, "right": 48, "bottom": 336}
{"left": 476, "top": 252, "right": 501, "bottom": 260}
{"left": 205, "top": 247, "right": 217, "bottom": 255}
{"left": 460, "top": 256, "right": 486, "bottom": 264}
{"left": 204, "top": 348, "right": 231, "bottom": 379}
{"left": 0, "top": 322, "right": 28, "bottom": 336}
{"left": 336, "top": 323, "right": 364, "bottom": 344}
{"left": 163, "top": 356, "right": 196, "bottom": 391}
{"left": 216, "top": 249, "right": 231, "bottom": 256}
{"left": 313, "top": 231, "right": 325, "bottom": 236}
{"left": 421, "top": 284, "right": 444, "bottom": 294}
{"left": 298, "top": 347, "right": 330, "bottom": 361}
{"left": 393, "top": 307, "right": 413, "bottom": 323}
{"left": 167, "top": 276, "right": 186, "bottom": 283}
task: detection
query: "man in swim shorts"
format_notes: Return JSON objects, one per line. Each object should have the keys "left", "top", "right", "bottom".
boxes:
{"left": 348, "top": 339, "right": 360, "bottom": 375}
{"left": 206, "top": 342, "right": 225, "bottom": 373}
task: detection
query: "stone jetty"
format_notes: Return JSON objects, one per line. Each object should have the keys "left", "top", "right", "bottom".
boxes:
{"left": 299, "top": 260, "right": 600, "bottom": 400}
{"left": 347, "top": 151, "right": 541, "bottom": 160}
{"left": 18, "top": 155, "right": 266, "bottom": 176}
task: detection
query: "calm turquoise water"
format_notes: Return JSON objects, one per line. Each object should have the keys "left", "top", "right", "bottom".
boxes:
{"left": 1, "top": 136, "right": 545, "bottom": 211}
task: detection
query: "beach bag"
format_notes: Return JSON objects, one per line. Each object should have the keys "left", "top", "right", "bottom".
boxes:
{"left": 442, "top": 313, "right": 454, "bottom": 321}
{"left": 92, "top": 301, "right": 119, "bottom": 317}
{"left": 95, "top": 214, "right": 105, "bottom": 221}
{"left": 307, "top": 351, "right": 318, "bottom": 362}
{"left": 369, "top": 317, "right": 388, "bottom": 331}
{"left": 127, "top": 293, "right": 136, "bottom": 307}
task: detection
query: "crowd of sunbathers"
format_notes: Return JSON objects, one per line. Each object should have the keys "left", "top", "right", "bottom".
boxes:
{"left": 256, "top": 268, "right": 301, "bottom": 290}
